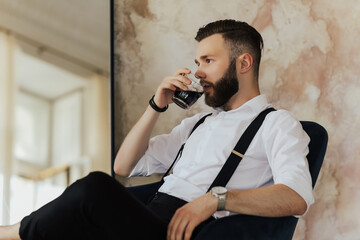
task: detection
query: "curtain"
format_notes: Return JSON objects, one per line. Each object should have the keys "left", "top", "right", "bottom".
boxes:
{"left": 0, "top": 31, "right": 16, "bottom": 225}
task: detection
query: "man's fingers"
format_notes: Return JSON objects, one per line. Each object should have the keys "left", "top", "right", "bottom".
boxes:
{"left": 162, "top": 76, "right": 189, "bottom": 91}
{"left": 173, "top": 220, "right": 188, "bottom": 240}
{"left": 174, "top": 68, "right": 191, "bottom": 76}
{"left": 170, "top": 215, "right": 196, "bottom": 240}
{"left": 167, "top": 209, "right": 191, "bottom": 240}
{"left": 184, "top": 221, "right": 196, "bottom": 240}
{"left": 170, "top": 75, "right": 192, "bottom": 86}
{"left": 155, "top": 68, "right": 193, "bottom": 107}
{"left": 167, "top": 211, "right": 181, "bottom": 240}
{"left": 154, "top": 67, "right": 195, "bottom": 107}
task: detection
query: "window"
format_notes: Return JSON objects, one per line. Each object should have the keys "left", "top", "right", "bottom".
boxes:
{"left": 14, "top": 92, "right": 50, "bottom": 166}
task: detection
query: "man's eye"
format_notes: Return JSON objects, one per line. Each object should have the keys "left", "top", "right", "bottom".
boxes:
{"left": 206, "top": 59, "right": 213, "bottom": 63}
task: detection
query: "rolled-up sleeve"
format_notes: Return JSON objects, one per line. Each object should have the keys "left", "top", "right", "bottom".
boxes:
{"left": 263, "top": 110, "right": 314, "bottom": 215}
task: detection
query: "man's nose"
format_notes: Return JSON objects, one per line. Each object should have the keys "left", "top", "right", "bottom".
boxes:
{"left": 195, "top": 69, "right": 205, "bottom": 79}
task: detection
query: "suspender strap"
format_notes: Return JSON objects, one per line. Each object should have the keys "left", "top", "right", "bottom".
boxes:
{"left": 160, "top": 113, "right": 212, "bottom": 184}
{"left": 189, "top": 113, "right": 213, "bottom": 136}
{"left": 207, "top": 107, "right": 276, "bottom": 191}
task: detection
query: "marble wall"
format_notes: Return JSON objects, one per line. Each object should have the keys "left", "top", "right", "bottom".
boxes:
{"left": 114, "top": 0, "right": 360, "bottom": 239}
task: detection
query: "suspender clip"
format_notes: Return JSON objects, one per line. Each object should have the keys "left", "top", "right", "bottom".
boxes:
{"left": 231, "top": 150, "right": 244, "bottom": 158}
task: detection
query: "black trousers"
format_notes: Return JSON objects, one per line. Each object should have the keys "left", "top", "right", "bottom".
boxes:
{"left": 19, "top": 172, "right": 212, "bottom": 240}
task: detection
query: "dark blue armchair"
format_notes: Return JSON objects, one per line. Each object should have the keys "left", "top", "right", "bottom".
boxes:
{"left": 127, "top": 121, "right": 328, "bottom": 240}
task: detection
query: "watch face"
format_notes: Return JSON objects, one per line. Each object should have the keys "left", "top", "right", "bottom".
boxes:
{"left": 212, "top": 186, "right": 227, "bottom": 195}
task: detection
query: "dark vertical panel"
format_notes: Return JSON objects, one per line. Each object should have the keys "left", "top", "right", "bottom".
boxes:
{"left": 110, "top": 0, "right": 115, "bottom": 177}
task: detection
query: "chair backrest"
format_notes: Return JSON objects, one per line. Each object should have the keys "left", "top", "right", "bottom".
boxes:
{"left": 300, "top": 121, "right": 328, "bottom": 188}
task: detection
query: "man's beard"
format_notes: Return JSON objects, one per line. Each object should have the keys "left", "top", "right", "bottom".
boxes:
{"left": 202, "top": 60, "right": 239, "bottom": 108}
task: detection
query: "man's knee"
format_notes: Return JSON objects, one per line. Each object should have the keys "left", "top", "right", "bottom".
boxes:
{"left": 86, "top": 171, "right": 111, "bottom": 182}
{"left": 76, "top": 171, "right": 125, "bottom": 199}
{"left": 78, "top": 171, "right": 115, "bottom": 188}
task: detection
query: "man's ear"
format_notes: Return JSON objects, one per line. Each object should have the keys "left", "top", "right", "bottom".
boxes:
{"left": 236, "top": 53, "right": 253, "bottom": 73}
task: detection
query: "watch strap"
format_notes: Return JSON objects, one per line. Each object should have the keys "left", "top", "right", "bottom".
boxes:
{"left": 217, "top": 195, "right": 226, "bottom": 211}
{"left": 211, "top": 187, "right": 227, "bottom": 211}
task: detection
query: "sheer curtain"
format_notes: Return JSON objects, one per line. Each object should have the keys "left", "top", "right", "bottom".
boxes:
{"left": 0, "top": 31, "right": 16, "bottom": 225}
{"left": 82, "top": 73, "right": 110, "bottom": 175}
{"left": 0, "top": 30, "right": 110, "bottom": 225}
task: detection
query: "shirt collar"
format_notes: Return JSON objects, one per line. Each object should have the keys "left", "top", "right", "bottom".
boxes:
{"left": 211, "top": 94, "right": 270, "bottom": 116}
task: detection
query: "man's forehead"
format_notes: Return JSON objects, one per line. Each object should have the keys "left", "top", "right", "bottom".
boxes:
{"left": 195, "top": 34, "right": 228, "bottom": 59}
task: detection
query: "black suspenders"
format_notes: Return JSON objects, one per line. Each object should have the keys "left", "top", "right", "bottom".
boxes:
{"left": 159, "top": 113, "right": 212, "bottom": 186}
{"left": 159, "top": 108, "right": 276, "bottom": 190}
{"left": 207, "top": 107, "right": 275, "bottom": 191}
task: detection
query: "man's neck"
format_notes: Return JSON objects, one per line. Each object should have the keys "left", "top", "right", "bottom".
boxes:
{"left": 221, "top": 88, "right": 260, "bottom": 111}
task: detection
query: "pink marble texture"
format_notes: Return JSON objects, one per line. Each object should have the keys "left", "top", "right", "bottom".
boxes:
{"left": 114, "top": 1, "right": 360, "bottom": 238}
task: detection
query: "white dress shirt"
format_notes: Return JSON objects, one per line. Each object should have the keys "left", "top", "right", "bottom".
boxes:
{"left": 130, "top": 95, "right": 314, "bottom": 216}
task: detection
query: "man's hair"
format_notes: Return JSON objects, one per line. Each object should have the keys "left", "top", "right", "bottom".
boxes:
{"left": 195, "top": 19, "right": 263, "bottom": 79}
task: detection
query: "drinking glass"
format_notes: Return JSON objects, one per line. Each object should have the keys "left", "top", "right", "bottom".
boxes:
{"left": 172, "top": 73, "right": 204, "bottom": 109}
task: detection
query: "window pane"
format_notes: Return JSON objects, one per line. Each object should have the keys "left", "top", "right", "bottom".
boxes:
{"left": 14, "top": 92, "right": 50, "bottom": 165}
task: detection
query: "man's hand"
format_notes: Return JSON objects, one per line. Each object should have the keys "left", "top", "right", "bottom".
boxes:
{"left": 153, "top": 68, "right": 192, "bottom": 109}
{"left": 167, "top": 193, "right": 217, "bottom": 240}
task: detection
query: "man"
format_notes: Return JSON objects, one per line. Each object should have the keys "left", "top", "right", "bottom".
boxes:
{"left": 0, "top": 19, "right": 313, "bottom": 240}
{"left": 115, "top": 19, "right": 313, "bottom": 239}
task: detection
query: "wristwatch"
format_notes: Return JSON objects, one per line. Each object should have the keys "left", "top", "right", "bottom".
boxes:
{"left": 210, "top": 186, "right": 227, "bottom": 211}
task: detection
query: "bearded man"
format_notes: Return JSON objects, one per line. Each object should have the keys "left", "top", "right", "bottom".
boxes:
{"left": 1, "top": 19, "right": 313, "bottom": 240}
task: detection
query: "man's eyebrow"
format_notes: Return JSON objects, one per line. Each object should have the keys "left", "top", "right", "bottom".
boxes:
{"left": 194, "top": 55, "right": 211, "bottom": 64}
